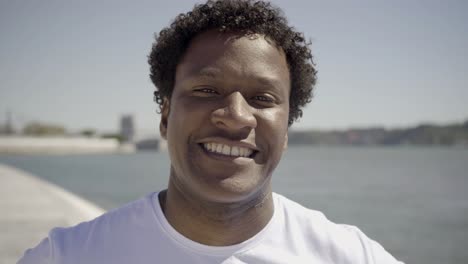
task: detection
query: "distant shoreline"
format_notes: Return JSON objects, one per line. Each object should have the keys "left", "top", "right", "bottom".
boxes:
{"left": 288, "top": 120, "right": 468, "bottom": 147}
{"left": 0, "top": 136, "right": 135, "bottom": 155}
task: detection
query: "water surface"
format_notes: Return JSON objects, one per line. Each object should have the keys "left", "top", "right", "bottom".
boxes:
{"left": 2, "top": 146, "right": 467, "bottom": 263}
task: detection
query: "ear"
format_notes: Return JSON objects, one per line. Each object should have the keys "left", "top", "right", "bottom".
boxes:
{"left": 283, "top": 132, "right": 288, "bottom": 151}
{"left": 159, "top": 97, "right": 170, "bottom": 140}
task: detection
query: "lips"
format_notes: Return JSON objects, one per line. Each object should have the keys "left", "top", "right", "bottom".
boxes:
{"left": 200, "top": 142, "right": 256, "bottom": 158}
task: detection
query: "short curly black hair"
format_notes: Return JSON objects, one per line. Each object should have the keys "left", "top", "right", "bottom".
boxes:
{"left": 148, "top": 0, "right": 317, "bottom": 126}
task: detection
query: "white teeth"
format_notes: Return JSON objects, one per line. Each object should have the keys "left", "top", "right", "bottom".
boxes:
{"left": 231, "top": 146, "right": 239, "bottom": 156}
{"left": 239, "top": 148, "right": 246, "bottom": 157}
{"left": 202, "top": 143, "right": 254, "bottom": 158}
{"left": 222, "top": 145, "right": 230, "bottom": 155}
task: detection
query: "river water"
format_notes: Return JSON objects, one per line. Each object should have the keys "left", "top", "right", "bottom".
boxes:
{"left": 1, "top": 146, "right": 467, "bottom": 263}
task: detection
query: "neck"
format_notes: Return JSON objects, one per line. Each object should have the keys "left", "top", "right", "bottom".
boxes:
{"left": 160, "top": 177, "right": 274, "bottom": 246}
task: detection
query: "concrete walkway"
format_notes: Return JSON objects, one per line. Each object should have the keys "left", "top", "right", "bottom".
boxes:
{"left": 0, "top": 163, "right": 105, "bottom": 264}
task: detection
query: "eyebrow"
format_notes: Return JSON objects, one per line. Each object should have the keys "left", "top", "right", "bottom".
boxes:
{"left": 193, "top": 67, "right": 281, "bottom": 88}
{"left": 195, "top": 67, "right": 222, "bottom": 79}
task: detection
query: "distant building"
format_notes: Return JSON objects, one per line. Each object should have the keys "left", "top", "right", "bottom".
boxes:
{"left": 0, "top": 111, "right": 15, "bottom": 135}
{"left": 120, "top": 115, "right": 135, "bottom": 142}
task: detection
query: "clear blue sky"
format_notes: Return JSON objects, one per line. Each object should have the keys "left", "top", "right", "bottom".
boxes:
{"left": 1, "top": 0, "right": 467, "bottom": 136}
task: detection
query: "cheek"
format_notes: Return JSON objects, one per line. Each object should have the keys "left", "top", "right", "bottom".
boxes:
{"left": 165, "top": 98, "right": 211, "bottom": 151}
{"left": 165, "top": 102, "right": 191, "bottom": 156}
{"left": 257, "top": 107, "right": 289, "bottom": 134}
{"left": 165, "top": 105, "right": 195, "bottom": 178}
{"left": 255, "top": 107, "right": 289, "bottom": 164}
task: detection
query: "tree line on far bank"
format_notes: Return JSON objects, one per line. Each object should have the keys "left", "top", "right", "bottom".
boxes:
{"left": 288, "top": 120, "right": 468, "bottom": 146}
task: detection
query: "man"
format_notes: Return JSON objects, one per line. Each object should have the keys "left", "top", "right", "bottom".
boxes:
{"left": 19, "top": 0, "right": 404, "bottom": 263}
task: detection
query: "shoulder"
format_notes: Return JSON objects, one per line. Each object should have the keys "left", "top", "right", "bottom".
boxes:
{"left": 18, "top": 193, "right": 159, "bottom": 264}
{"left": 273, "top": 193, "right": 404, "bottom": 264}
{"left": 18, "top": 238, "right": 51, "bottom": 264}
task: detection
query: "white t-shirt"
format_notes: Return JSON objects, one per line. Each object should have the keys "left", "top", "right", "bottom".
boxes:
{"left": 18, "top": 192, "right": 404, "bottom": 264}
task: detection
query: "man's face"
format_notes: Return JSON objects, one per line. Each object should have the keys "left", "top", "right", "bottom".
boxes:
{"left": 160, "top": 30, "right": 290, "bottom": 203}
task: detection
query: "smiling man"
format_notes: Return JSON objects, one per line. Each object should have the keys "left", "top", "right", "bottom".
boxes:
{"left": 19, "top": 1, "right": 404, "bottom": 263}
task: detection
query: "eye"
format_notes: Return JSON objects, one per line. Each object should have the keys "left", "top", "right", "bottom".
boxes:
{"left": 253, "top": 95, "right": 274, "bottom": 102}
{"left": 250, "top": 94, "right": 277, "bottom": 108}
{"left": 192, "top": 87, "right": 219, "bottom": 96}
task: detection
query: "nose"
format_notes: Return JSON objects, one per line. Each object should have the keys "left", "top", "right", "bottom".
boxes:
{"left": 211, "top": 92, "right": 257, "bottom": 131}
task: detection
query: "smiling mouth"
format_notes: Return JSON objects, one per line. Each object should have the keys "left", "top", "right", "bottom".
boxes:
{"left": 200, "top": 143, "right": 257, "bottom": 158}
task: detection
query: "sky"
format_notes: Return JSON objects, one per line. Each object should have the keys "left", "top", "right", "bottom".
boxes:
{"left": 1, "top": 0, "right": 467, "bottom": 138}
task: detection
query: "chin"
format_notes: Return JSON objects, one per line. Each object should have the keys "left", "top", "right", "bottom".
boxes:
{"left": 195, "top": 173, "right": 270, "bottom": 204}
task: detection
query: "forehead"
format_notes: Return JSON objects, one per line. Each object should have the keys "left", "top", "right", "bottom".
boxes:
{"left": 175, "top": 30, "right": 290, "bottom": 88}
